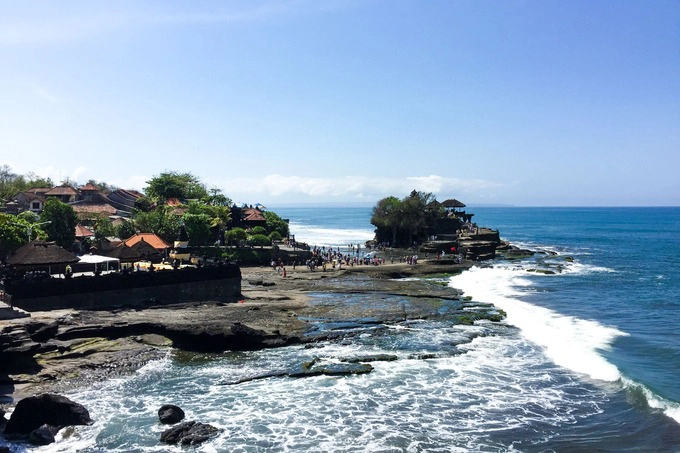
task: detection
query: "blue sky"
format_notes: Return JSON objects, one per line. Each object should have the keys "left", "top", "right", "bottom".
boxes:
{"left": 1, "top": 0, "right": 678, "bottom": 206}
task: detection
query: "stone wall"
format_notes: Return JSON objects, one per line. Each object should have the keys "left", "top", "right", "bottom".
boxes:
{"left": 6, "top": 265, "right": 242, "bottom": 312}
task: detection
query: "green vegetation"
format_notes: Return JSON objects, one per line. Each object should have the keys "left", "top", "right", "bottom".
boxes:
{"left": 0, "top": 165, "right": 54, "bottom": 203}
{"left": 0, "top": 167, "right": 294, "bottom": 259}
{"left": 0, "top": 213, "right": 47, "bottom": 256}
{"left": 371, "top": 190, "right": 458, "bottom": 247}
{"left": 144, "top": 171, "right": 209, "bottom": 203}
{"left": 40, "top": 198, "right": 78, "bottom": 249}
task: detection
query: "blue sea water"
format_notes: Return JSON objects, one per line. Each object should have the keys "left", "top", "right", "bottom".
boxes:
{"left": 3, "top": 206, "right": 680, "bottom": 452}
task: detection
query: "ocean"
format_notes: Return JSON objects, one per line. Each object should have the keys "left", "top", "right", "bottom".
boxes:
{"left": 3, "top": 206, "right": 680, "bottom": 452}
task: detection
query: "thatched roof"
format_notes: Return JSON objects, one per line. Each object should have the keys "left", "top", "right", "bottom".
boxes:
{"left": 441, "top": 199, "right": 466, "bottom": 208}
{"left": 104, "top": 244, "right": 142, "bottom": 262}
{"left": 5, "top": 240, "right": 79, "bottom": 266}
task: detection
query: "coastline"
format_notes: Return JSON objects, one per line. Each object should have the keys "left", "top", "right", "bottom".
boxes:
{"left": 1, "top": 256, "right": 477, "bottom": 404}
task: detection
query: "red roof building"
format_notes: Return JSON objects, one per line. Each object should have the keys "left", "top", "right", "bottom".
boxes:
{"left": 123, "top": 233, "right": 171, "bottom": 251}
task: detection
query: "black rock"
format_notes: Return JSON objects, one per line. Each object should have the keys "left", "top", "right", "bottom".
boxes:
{"left": 158, "top": 404, "right": 185, "bottom": 424}
{"left": 28, "top": 424, "right": 60, "bottom": 446}
{"left": 160, "top": 420, "right": 221, "bottom": 445}
{"left": 4, "top": 393, "right": 92, "bottom": 435}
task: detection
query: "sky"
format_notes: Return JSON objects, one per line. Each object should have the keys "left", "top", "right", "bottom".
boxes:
{"left": 1, "top": 0, "right": 678, "bottom": 207}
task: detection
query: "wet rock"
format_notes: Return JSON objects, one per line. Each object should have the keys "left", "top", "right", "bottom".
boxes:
{"left": 160, "top": 420, "right": 221, "bottom": 445}
{"left": 221, "top": 359, "right": 374, "bottom": 385}
{"left": 4, "top": 393, "right": 92, "bottom": 435}
{"left": 341, "top": 354, "right": 398, "bottom": 363}
{"left": 158, "top": 404, "right": 185, "bottom": 425}
{"left": 25, "top": 321, "right": 59, "bottom": 342}
{"left": 28, "top": 424, "right": 60, "bottom": 445}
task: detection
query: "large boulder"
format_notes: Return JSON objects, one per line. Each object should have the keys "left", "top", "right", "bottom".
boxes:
{"left": 4, "top": 393, "right": 92, "bottom": 436}
{"left": 158, "top": 404, "right": 185, "bottom": 425}
{"left": 160, "top": 420, "right": 221, "bottom": 446}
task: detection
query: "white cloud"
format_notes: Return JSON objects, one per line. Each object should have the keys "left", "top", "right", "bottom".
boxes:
{"left": 215, "top": 174, "right": 503, "bottom": 202}
{"left": 0, "top": 0, "right": 339, "bottom": 46}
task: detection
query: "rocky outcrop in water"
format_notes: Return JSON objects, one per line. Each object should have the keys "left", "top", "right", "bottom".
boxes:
{"left": 160, "top": 420, "right": 221, "bottom": 446}
{"left": 221, "top": 358, "right": 374, "bottom": 385}
{"left": 3, "top": 393, "right": 91, "bottom": 440}
{"left": 158, "top": 404, "right": 186, "bottom": 425}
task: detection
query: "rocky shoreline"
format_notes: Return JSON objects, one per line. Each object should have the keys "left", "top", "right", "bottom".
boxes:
{"left": 0, "top": 255, "right": 503, "bottom": 413}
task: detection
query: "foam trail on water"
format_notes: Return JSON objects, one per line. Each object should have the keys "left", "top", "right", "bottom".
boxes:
{"left": 449, "top": 266, "right": 627, "bottom": 382}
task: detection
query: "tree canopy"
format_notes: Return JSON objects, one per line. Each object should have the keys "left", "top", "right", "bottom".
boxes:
{"left": 371, "top": 190, "right": 450, "bottom": 247}
{"left": 144, "top": 171, "right": 208, "bottom": 203}
{"left": 0, "top": 165, "right": 54, "bottom": 203}
{"left": 40, "top": 198, "right": 78, "bottom": 249}
{"left": 0, "top": 213, "right": 47, "bottom": 257}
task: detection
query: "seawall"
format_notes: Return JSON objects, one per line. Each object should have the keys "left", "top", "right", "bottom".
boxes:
{"left": 5, "top": 265, "right": 242, "bottom": 312}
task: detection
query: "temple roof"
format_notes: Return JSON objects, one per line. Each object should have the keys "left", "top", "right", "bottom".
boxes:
{"left": 5, "top": 240, "right": 79, "bottom": 266}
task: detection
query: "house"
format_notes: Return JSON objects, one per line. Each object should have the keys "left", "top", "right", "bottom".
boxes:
{"left": 123, "top": 233, "right": 171, "bottom": 263}
{"left": 231, "top": 206, "right": 268, "bottom": 230}
{"left": 44, "top": 186, "right": 79, "bottom": 203}
{"left": 11, "top": 191, "right": 47, "bottom": 214}
{"left": 106, "top": 189, "right": 144, "bottom": 216}
{"left": 5, "top": 240, "right": 79, "bottom": 273}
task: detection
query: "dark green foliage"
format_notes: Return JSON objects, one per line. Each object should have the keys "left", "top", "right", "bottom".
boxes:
{"left": 133, "top": 205, "right": 180, "bottom": 243}
{"left": 225, "top": 227, "right": 248, "bottom": 246}
{"left": 182, "top": 213, "right": 212, "bottom": 246}
{"left": 93, "top": 217, "right": 116, "bottom": 242}
{"left": 248, "top": 233, "right": 270, "bottom": 247}
{"left": 269, "top": 231, "right": 283, "bottom": 242}
{"left": 0, "top": 165, "right": 54, "bottom": 203}
{"left": 0, "top": 213, "right": 45, "bottom": 256}
{"left": 40, "top": 198, "right": 78, "bottom": 249}
{"left": 371, "top": 190, "right": 441, "bottom": 247}
{"left": 116, "top": 220, "right": 137, "bottom": 240}
{"left": 250, "top": 226, "right": 267, "bottom": 236}
{"left": 263, "top": 211, "right": 289, "bottom": 237}
{"left": 144, "top": 171, "right": 208, "bottom": 203}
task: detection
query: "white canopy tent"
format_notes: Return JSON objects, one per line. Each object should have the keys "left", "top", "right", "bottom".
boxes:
{"left": 77, "top": 254, "right": 120, "bottom": 273}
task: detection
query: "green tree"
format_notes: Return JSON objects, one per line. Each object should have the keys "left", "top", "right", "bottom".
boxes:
{"left": 250, "top": 226, "right": 268, "bottom": 236}
{"left": 371, "top": 190, "right": 439, "bottom": 247}
{"left": 0, "top": 165, "right": 54, "bottom": 203}
{"left": 133, "top": 205, "right": 180, "bottom": 243}
{"left": 40, "top": 198, "right": 78, "bottom": 249}
{"left": 93, "top": 217, "right": 116, "bottom": 242}
{"left": 182, "top": 213, "right": 212, "bottom": 246}
{"left": 269, "top": 231, "right": 283, "bottom": 242}
{"left": 248, "top": 233, "right": 270, "bottom": 247}
{"left": 17, "top": 210, "right": 40, "bottom": 223}
{"left": 116, "top": 220, "right": 137, "bottom": 240}
{"left": 371, "top": 196, "right": 402, "bottom": 246}
{"left": 0, "top": 213, "right": 46, "bottom": 256}
{"left": 263, "top": 211, "right": 289, "bottom": 237}
{"left": 144, "top": 171, "right": 208, "bottom": 203}
{"left": 225, "top": 227, "right": 248, "bottom": 246}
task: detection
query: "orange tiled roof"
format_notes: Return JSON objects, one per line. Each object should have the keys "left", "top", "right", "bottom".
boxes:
{"left": 75, "top": 224, "right": 95, "bottom": 238}
{"left": 71, "top": 202, "right": 117, "bottom": 215}
{"left": 45, "top": 186, "right": 78, "bottom": 196}
{"left": 243, "top": 208, "right": 266, "bottom": 222}
{"left": 79, "top": 183, "right": 100, "bottom": 191}
{"left": 123, "top": 233, "right": 171, "bottom": 250}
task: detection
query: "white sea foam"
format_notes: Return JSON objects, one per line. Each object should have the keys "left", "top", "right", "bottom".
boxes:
{"left": 449, "top": 266, "right": 627, "bottom": 382}
{"left": 288, "top": 221, "right": 374, "bottom": 249}
{"left": 622, "top": 377, "right": 680, "bottom": 424}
